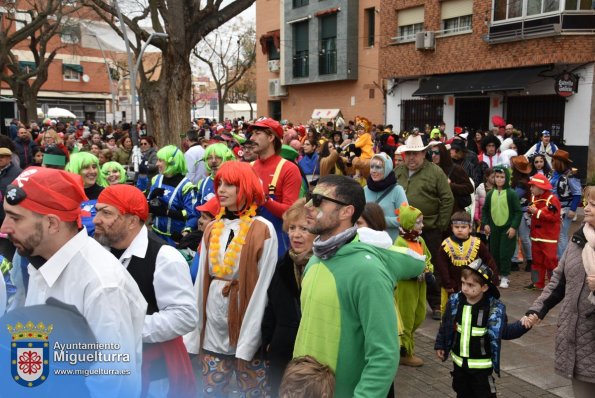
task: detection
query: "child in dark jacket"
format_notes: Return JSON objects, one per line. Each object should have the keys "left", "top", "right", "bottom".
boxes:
{"left": 435, "top": 259, "right": 536, "bottom": 398}
{"left": 481, "top": 166, "right": 521, "bottom": 289}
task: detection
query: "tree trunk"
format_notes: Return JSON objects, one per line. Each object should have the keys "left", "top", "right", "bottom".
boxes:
{"left": 142, "top": 45, "right": 192, "bottom": 148}
{"left": 218, "top": 96, "right": 225, "bottom": 122}
{"left": 13, "top": 82, "right": 38, "bottom": 124}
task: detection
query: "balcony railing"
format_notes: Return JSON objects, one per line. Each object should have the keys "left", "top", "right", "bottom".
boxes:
{"left": 319, "top": 49, "right": 337, "bottom": 75}
{"left": 293, "top": 52, "right": 309, "bottom": 78}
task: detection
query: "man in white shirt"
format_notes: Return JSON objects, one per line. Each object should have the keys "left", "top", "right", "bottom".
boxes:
{"left": 184, "top": 129, "right": 207, "bottom": 184}
{"left": 525, "top": 130, "right": 558, "bottom": 167}
{"left": 0, "top": 167, "right": 147, "bottom": 398}
{"left": 94, "top": 184, "right": 198, "bottom": 397}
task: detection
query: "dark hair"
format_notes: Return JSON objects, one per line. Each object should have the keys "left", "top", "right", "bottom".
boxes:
{"left": 430, "top": 143, "right": 453, "bottom": 174}
{"left": 530, "top": 154, "right": 552, "bottom": 177}
{"left": 186, "top": 129, "right": 198, "bottom": 142}
{"left": 317, "top": 175, "right": 365, "bottom": 224}
{"left": 319, "top": 139, "right": 347, "bottom": 175}
{"left": 360, "top": 203, "right": 387, "bottom": 231}
{"left": 461, "top": 268, "right": 485, "bottom": 286}
{"left": 451, "top": 210, "right": 471, "bottom": 224}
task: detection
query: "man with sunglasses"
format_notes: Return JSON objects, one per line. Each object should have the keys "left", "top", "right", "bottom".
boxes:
{"left": 249, "top": 117, "right": 302, "bottom": 257}
{"left": 293, "top": 175, "right": 426, "bottom": 398}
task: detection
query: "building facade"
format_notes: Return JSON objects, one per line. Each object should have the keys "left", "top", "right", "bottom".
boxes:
{"left": 256, "top": 0, "right": 385, "bottom": 124}
{"left": 379, "top": 0, "right": 595, "bottom": 180}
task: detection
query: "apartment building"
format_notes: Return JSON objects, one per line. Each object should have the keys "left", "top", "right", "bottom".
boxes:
{"left": 379, "top": 0, "right": 595, "bottom": 179}
{"left": 256, "top": 0, "right": 385, "bottom": 125}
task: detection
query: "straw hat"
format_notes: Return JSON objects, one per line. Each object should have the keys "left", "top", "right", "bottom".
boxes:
{"left": 396, "top": 134, "right": 430, "bottom": 154}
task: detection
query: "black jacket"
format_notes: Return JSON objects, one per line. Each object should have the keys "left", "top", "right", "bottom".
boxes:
{"left": 14, "top": 137, "right": 39, "bottom": 169}
{"left": 261, "top": 251, "right": 303, "bottom": 396}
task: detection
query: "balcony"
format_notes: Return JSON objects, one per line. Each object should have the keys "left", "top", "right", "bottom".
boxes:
{"left": 293, "top": 51, "right": 309, "bottom": 78}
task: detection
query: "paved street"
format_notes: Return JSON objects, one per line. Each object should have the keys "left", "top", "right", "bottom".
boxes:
{"left": 393, "top": 213, "right": 585, "bottom": 397}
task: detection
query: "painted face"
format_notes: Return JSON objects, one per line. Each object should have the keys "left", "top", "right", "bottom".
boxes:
{"left": 287, "top": 215, "right": 315, "bottom": 255}
{"left": 304, "top": 185, "right": 344, "bottom": 238}
{"left": 217, "top": 179, "right": 240, "bottom": 211}
{"left": 452, "top": 223, "right": 471, "bottom": 240}
{"left": 81, "top": 164, "right": 98, "bottom": 187}
{"left": 583, "top": 188, "right": 595, "bottom": 227}
{"left": 1, "top": 203, "right": 46, "bottom": 257}
{"left": 404, "top": 151, "right": 425, "bottom": 172}
{"left": 369, "top": 159, "right": 384, "bottom": 182}
{"left": 494, "top": 172, "right": 506, "bottom": 188}
{"left": 106, "top": 169, "right": 121, "bottom": 185}
{"left": 413, "top": 216, "right": 424, "bottom": 233}
{"left": 93, "top": 204, "right": 128, "bottom": 247}
{"left": 461, "top": 275, "right": 489, "bottom": 304}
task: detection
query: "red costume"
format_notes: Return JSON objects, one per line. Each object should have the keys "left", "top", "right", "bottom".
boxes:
{"left": 529, "top": 189, "right": 561, "bottom": 289}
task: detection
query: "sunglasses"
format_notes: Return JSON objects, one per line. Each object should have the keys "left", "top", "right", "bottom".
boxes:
{"left": 306, "top": 192, "right": 350, "bottom": 208}
{"left": 429, "top": 150, "right": 440, "bottom": 156}
{"left": 140, "top": 142, "right": 149, "bottom": 146}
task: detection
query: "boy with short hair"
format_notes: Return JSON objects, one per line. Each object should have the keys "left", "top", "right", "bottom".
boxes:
{"left": 525, "top": 175, "right": 561, "bottom": 290}
{"left": 435, "top": 260, "right": 536, "bottom": 397}
{"left": 279, "top": 356, "right": 335, "bottom": 398}
{"left": 436, "top": 211, "right": 499, "bottom": 312}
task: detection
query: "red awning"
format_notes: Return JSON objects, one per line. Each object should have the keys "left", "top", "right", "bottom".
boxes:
{"left": 259, "top": 30, "right": 280, "bottom": 55}
{"left": 315, "top": 7, "right": 340, "bottom": 17}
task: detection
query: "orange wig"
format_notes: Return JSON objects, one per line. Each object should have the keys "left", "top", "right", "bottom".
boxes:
{"left": 214, "top": 161, "right": 266, "bottom": 209}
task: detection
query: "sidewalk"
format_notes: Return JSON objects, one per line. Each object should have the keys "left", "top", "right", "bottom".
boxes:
{"left": 394, "top": 212, "right": 585, "bottom": 397}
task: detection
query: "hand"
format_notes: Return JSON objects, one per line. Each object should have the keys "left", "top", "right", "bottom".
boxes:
{"left": 587, "top": 275, "right": 595, "bottom": 291}
{"left": 149, "top": 202, "right": 168, "bottom": 217}
{"left": 521, "top": 314, "right": 540, "bottom": 329}
{"left": 507, "top": 227, "right": 516, "bottom": 239}
{"left": 149, "top": 187, "right": 165, "bottom": 200}
{"left": 567, "top": 210, "right": 576, "bottom": 219}
{"left": 527, "top": 205, "right": 537, "bottom": 215}
{"left": 484, "top": 225, "right": 491, "bottom": 235}
{"left": 436, "top": 350, "right": 445, "bottom": 360}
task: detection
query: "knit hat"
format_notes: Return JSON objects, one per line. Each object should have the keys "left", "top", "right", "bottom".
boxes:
{"left": 465, "top": 259, "right": 500, "bottom": 299}
{"left": 97, "top": 184, "right": 149, "bottom": 221}
{"left": 6, "top": 167, "right": 88, "bottom": 227}
{"left": 395, "top": 203, "right": 422, "bottom": 231}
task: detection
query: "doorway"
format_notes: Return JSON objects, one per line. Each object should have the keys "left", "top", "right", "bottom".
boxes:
{"left": 455, "top": 97, "right": 490, "bottom": 132}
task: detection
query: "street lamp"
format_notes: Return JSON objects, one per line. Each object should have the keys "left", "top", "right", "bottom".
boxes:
{"left": 113, "top": 0, "right": 167, "bottom": 173}
{"left": 88, "top": 32, "right": 117, "bottom": 126}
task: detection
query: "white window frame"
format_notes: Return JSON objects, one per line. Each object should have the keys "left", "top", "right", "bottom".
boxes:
{"left": 441, "top": 15, "right": 473, "bottom": 35}
{"left": 397, "top": 23, "right": 424, "bottom": 42}
{"left": 563, "top": 0, "right": 593, "bottom": 10}
{"left": 63, "top": 68, "right": 80, "bottom": 81}
{"left": 61, "top": 25, "right": 80, "bottom": 44}
{"left": 15, "top": 11, "right": 32, "bottom": 31}
{"left": 492, "top": 0, "right": 563, "bottom": 23}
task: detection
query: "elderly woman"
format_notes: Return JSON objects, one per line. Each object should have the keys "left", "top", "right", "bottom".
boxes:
{"left": 364, "top": 152, "right": 408, "bottom": 241}
{"left": 148, "top": 145, "right": 198, "bottom": 245}
{"left": 262, "top": 198, "right": 314, "bottom": 396}
{"left": 184, "top": 161, "right": 277, "bottom": 397}
{"left": 65, "top": 152, "right": 108, "bottom": 236}
{"left": 101, "top": 161, "right": 128, "bottom": 185}
{"left": 525, "top": 185, "right": 595, "bottom": 398}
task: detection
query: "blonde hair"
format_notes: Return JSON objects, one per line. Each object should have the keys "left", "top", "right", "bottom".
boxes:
{"left": 282, "top": 198, "right": 307, "bottom": 232}
{"left": 279, "top": 356, "right": 335, "bottom": 398}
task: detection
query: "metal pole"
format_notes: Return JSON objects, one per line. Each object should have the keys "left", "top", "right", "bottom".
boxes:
{"left": 89, "top": 33, "right": 117, "bottom": 126}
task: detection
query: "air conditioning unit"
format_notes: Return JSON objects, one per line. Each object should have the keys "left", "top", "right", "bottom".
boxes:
{"left": 415, "top": 31, "right": 436, "bottom": 50}
{"left": 268, "top": 60, "right": 280, "bottom": 72}
{"left": 268, "top": 79, "right": 287, "bottom": 97}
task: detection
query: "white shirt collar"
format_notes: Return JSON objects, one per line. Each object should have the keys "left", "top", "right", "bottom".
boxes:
{"left": 37, "top": 228, "right": 88, "bottom": 288}
{"left": 116, "top": 225, "right": 149, "bottom": 262}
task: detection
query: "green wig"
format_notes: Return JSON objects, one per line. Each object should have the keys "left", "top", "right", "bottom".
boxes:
{"left": 203, "top": 143, "right": 236, "bottom": 174}
{"left": 65, "top": 152, "right": 108, "bottom": 187}
{"left": 101, "top": 161, "right": 127, "bottom": 184}
{"left": 157, "top": 145, "right": 187, "bottom": 176}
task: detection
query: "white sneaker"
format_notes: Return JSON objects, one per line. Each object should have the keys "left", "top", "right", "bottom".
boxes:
{"left": 499, "top": 277, "right": 509, "bottom": 289}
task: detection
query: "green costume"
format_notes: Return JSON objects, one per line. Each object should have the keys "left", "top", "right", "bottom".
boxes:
{"left": 293, "top": 237, "right": 425, "bottom": 397}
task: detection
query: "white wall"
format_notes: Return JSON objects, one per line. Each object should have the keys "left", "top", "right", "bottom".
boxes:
{"left": 561, "top": 63, "right": 593, "bottom": 146}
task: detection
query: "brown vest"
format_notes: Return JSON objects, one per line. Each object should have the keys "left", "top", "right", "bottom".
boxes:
{"left": 200, "top": 218, "right": 271, "bottom": 348}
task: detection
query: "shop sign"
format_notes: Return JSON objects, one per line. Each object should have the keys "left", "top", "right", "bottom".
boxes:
{"left": 554, "top": 72, "right": 578, "bottom": 97}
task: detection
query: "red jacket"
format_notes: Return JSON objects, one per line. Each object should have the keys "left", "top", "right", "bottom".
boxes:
{"left": 530, "top": 192, "right": 561, "bottom": 242}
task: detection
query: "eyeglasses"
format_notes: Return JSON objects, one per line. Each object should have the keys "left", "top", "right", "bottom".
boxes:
{"left": 306, "top": 192, "right": 350, "bottom": 208}
{"left": 429, "top": 150, "right": 440, "bottom": 156}
{"left": 140, "top": 142, "right": 149, "bottom": 146}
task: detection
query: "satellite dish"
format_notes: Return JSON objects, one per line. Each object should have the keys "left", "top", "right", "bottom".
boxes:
{"left": 82, "top": 74, "right": 90, "bottom": 83}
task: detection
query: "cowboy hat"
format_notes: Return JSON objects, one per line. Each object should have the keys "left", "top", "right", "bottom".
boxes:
{"left": 396, "top": 134, "right": 430, "bottom": 154}
{"left": 510, "top": 155, "right": 532, "bottom": 174}
{"left": 551, "top": 149, "right": 573, "bottom": 164}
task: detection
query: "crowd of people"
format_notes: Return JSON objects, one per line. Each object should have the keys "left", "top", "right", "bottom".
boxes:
{"left": 0, "top": 114, "right": 593, "bottom": 398}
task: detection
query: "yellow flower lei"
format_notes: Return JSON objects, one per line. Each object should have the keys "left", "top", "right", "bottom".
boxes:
{"left": 209, "top": 204, "right": 258, "bottom": 278}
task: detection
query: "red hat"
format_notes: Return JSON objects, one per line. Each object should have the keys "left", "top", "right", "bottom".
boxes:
{"left": 97, "top": 184, "right": 149, "bottom": 221}
{"left": 248, "top": 117, "right": 283, "bottom": 139}
{"left": 491, "top": 116, "right": 506, "bottom": 128}
{"left": 528, "top": 175, "right": 552, "bottom": 191}
{"left": 6, "top": 167, "right": 88, "bottom": 226}
{"left": 196, "top": 197, "right": 220, "bottom": 217}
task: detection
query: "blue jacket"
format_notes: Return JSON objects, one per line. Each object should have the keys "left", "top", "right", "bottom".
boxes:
{"left": 435, "top": 292, "right": 528, "bottom": 376}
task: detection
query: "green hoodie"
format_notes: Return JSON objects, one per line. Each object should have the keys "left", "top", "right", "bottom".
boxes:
{"left": 481, "top": 167, "right": 522, "bottom": 229}
{"left": 293, "top": 237, "right": 425, "bottom": 397}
